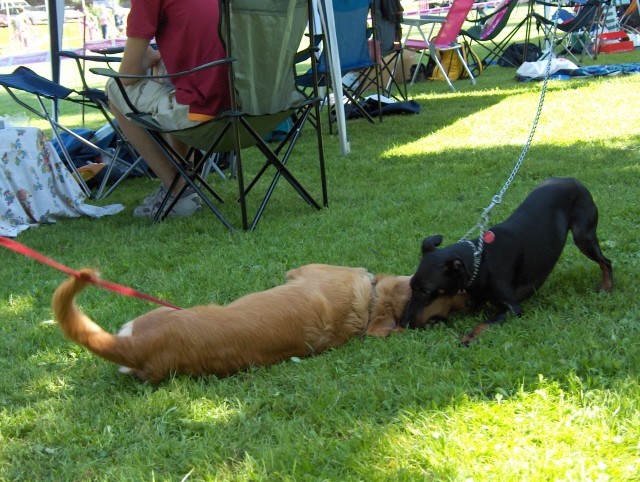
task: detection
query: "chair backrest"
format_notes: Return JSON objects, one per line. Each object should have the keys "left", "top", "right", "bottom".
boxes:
{"left": 0, "top": 66, "right": 74, "bottom": 100}
{"left": 172, "top": 0, "right": 311, "bottom": 150}
{"left": 620, "top": 0, "right": 638, "bottom": 29}
{"left": 224, "top": 0, "right": 308, "bottom": 116}
{"left": 323, "top": 0, "right": 373, "bottom": 72}
{"left": 432, "top": 0, "right": 476, "bottom": 48}
{"left": 476, "top": 0, "right": 520, "bottom": 40}
{"left": 373, "top": 0, "right": 403, "bottom": 54}
{"left": 558, "top": 2, "right": 599, "bottom": 32}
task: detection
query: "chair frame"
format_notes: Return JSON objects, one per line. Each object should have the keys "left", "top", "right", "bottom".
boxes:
{"left": 402, "top": 0, "right": 477, "bottom": 91}
{"left": 370, "top": 0, "right": 408, "bottom": 101}
{"left": 0, "top": 64, "right": 145, "bottom": 200}
{"left": 620, "top": 0, "right": 639, "bottom": 35}
{"left": 461, "top": 0, "right": 525, "bottom": 72}
{"left": 531, "top": 0, "right": 602, "bottom": 63}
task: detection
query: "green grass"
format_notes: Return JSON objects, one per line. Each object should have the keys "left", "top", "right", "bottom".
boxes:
{"left": 1, "top": 46, "right": 640, "bottom": 480}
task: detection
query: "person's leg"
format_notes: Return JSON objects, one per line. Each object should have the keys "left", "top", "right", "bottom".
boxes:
{"left": 109, "top": 103, "right": 186, "bottom": 195}
{"left": 106, "top": 78, "right": 199, "bottom": 196}
{"left": 106, "top": 78, "right": 204, "bottom": 217}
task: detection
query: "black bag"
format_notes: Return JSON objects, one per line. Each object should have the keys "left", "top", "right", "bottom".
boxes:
{"left": 410, "top": 63, "right": 429, "bottom": 81}
{"left": 498, "top": 42, "right": 543, "bottom": 67}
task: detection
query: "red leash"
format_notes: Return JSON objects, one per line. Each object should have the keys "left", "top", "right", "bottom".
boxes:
{"left": 0, "top": 237, "right": 182, "bottom": 310}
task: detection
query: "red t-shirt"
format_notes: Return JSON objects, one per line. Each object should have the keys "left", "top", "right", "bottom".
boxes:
{"left": 126, "top": 0, "right": 230, "bottom": 120}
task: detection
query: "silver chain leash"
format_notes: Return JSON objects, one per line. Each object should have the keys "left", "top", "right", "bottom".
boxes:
{"left": 459, "top": 1, "right": 562, "bottom": 286}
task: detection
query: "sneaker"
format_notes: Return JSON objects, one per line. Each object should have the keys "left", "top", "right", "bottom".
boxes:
{"left": 160, "top": 187, "right": 202, "bottom": 218}
{"left": 133, "top": 185, "right": 167, "bottom": 217}
{"left": 148, "top": 187, "right": 203, "bottom": 219}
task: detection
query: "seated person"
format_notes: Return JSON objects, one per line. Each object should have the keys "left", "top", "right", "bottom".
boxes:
{"left": 107, "top": 0, "right": 230, "bottom": 218}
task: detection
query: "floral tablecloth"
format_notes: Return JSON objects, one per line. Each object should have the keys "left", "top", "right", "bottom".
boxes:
{"left": 0, "top": 127, "right": 124, "bottom": 237}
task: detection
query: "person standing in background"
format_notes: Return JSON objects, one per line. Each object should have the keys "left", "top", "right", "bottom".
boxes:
{"left": 99, "top": 7, "right": 110, "bottom": 39}
{"left": 12, "top": 8, "right": 32, "bottom": 48}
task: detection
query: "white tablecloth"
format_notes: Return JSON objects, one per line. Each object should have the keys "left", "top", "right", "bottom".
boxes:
{"left": 0, "top": 126, "right": 124, "bottom": 237}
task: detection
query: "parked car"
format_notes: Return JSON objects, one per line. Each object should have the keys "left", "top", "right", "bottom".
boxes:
{"left": 0, "top": 0, "right": 30, "bottom": 27}
{"left": 0, "top": 5, "right": 47, "bottom": 26}
{"left": 23, "top": 5, "right": 49, "bottom": 25}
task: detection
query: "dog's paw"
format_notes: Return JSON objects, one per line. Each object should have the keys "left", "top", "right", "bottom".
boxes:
{"left": 460, "top": 322, "right": 491, "bottom": 346}
{"left": 460, "top": 334, "right": 474, "bottom": 346}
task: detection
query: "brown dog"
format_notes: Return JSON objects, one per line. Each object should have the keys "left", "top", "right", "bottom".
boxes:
{"left": 51, "top": 264, "right": 467, "bottom": 383}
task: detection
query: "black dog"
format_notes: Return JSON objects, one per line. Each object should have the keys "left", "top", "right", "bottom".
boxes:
{"left": 402, "top": 177, "right": 613, "bottom": 344}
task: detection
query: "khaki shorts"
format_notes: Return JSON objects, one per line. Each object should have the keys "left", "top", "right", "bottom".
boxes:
{"left": 106, "top": 78, "right": 201, "bottom": 132}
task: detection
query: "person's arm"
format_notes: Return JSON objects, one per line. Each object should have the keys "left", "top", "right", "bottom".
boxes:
{"left": 118, "top": 37, "right": 161, "bottom": 85}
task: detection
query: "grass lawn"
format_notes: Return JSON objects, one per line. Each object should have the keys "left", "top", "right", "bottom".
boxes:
{"left": 1, "top": 40, "right": 640, "bottom": 480}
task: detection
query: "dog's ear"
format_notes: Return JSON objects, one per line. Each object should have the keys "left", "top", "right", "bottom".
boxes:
{"left": 421, "top": 235, "right": 443, "bottom": 255}
{"left": 446, "top": 258, "right": 468, "bottom": 276}
{"left": 443, "top": 258, "right": 470, "bottom": 289}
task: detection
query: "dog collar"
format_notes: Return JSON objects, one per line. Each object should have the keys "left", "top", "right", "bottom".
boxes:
{"left": 366, "top": 272, "right": 378, "bottom": 321}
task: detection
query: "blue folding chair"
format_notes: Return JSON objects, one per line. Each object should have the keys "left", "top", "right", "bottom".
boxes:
{"left": 297, "top": 0, "right": 384, "bottom": 132}
{"left": 0, "top": 65, "right": 147, "bottom": 200}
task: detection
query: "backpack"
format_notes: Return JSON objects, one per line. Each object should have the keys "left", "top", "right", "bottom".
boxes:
{"left": 409, "top": 63, "right": 429, "bottom": 82}
{"left": 427, "top": 41, "right": 483, "bottom": 81}
{"left": 50, "top": 128, "right": 98, "bottom": 168}
{"left": 49, "top": 123, "right": 147, "bottom": 188}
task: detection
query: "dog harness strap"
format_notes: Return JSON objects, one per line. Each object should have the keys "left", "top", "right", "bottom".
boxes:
{"left": 0, "top": 237, "right": 182, "bottom": 310}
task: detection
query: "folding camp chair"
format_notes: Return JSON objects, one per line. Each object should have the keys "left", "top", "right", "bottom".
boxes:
{"left": 531, "top": 0, "right": 602, "bottom": 62}
{"left": 0, "top": 65, "right": 146, "bottom": 200}
{"left": 297, "top": 0, "right": 384, "bottom": 132}
{"left": 461, "top": 0, "right": 524, "bottom": 72}
{"left": 371, "top": 0, "right": 408, "bottom": 101}
{"left": 403, "top": 0, "right": 477, "bottom": 91}
{"left": 93, "top": 0, "right": 327, "bottom": 232}
{"left": 620, "top": 0, "right": 639, "bottom": 34}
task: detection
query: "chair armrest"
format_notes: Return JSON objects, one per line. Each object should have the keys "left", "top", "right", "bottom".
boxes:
{"left": 294, "top": 44, "right": 321, "bottom": 64}
{"left": 90, "top": 57, "right": 235, "bottom": 81}
{"left": 89, "top": 46, "right": 125, "bottom": 55}
{"left": 59, "top": 50, "right": 123, "bottom": 64}
{"left": 419, "top": 15, "right": 448, "bottom": 22}
{"left": 60, "top": 50, "right": 124, "bottom": 91}
{"left": 91, "top": 57, "right": 237, "bottom": 117}
{"left": 402, "top": 15, "right": 446, "bottom": 27}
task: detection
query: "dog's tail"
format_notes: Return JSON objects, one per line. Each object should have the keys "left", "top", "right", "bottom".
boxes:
{"left": 51, "top": 269, "right": 140, "bottom": 369}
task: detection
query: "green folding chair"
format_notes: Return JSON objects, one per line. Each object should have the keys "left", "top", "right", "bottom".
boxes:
{"left": 94, "top": 0, "right": 327, "bottom": 231}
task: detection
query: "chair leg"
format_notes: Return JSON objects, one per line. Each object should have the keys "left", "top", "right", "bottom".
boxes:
{"left": 144, "top": 130, "right": 237, "bottom": 231}
{"left": 238, "top": 112, "right": 324, "bottom": 230}
{"left": 456, "top": 48, "right": 476, "bottom": 86}
{"left": 429, "top": 46, "right": 456, "bottom": 92}
{"left": 385, "top": 49, "right": 408, "bottom": 101}
{"left": 201, "top": 152, "right": 229, "bottom": 181}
